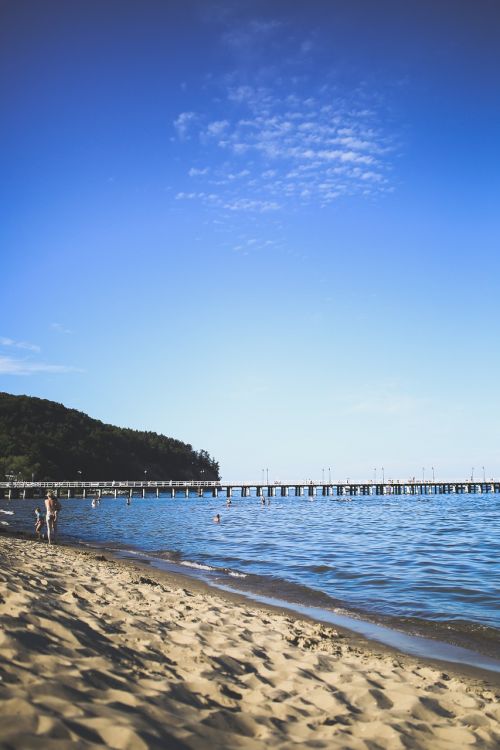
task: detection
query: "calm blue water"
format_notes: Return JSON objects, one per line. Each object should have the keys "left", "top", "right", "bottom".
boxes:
{"left": 3, "top": 491, "right": 500, "bottom": 652}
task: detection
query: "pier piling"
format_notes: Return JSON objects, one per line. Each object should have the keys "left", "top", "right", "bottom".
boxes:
{"left": 2, "top": 480, "right": 500, "bottom": 503}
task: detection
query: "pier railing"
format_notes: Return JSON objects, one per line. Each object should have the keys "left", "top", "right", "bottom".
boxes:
{"left": 0, "top": 480, "right": 222, "bottom": 489}
{"left": 1, "top": 479, "right": 499, "bottom": 499}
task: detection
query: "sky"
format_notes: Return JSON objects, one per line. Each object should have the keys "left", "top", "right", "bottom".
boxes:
{"left": 1, "top": 0, "right": 500, "bottom": 482}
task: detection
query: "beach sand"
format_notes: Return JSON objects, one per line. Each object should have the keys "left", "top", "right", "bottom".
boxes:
{"left": 1, "top": 535, "right": 499, "bottom": 749}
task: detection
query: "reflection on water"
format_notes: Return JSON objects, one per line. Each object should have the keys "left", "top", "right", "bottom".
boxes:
{"left": 4, "top": 491, "right": 500, "bottom": 632}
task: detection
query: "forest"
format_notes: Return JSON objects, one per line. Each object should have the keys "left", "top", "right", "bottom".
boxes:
{"left": 0, "top": 392, "right": 220, "bottom": 481}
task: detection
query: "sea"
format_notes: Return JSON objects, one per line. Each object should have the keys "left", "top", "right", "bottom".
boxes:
{"left": 3, "top": 489, "right": 500, "bottom": 672}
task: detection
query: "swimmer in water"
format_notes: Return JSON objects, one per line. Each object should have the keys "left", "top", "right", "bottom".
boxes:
{"left": 213, "top": 513, "right": 221, "bottom": 523}
{"left": 226, "top": 498, "right": 232, "bottom": 506}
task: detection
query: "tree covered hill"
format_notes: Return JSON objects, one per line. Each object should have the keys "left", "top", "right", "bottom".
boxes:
{"left": 0, "top": 392, "right": 219, "bottom": 481}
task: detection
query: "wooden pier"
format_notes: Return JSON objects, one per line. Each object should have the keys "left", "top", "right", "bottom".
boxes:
{"left": 1, "top": 480, "right": 499, "bottom": 500}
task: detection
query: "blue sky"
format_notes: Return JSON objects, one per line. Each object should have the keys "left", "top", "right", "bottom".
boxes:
{"left": 2, "top": 0, "right": 500, "bottom": 481}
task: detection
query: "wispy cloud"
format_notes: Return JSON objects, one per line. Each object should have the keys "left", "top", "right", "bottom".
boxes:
{"left": 171, "top": 11, "right": 399, "bottom": 263}
{"left": 173, "top": 111, "right": 197, "bottom": 139}
{"left": 175, "top": 191, "right": 280, "bottom": 214}
{"left": 0, "top": 336, "right": 40, "bottom": 353}
{"left": 188, "top": 167, "right": 209, "bottom": 177}
{"left": 173, "top": 81, "right": 395, "bottom": 216}
{"left": 51, "top": 322, "right": 73, "bottom": 335}
{"left": 0, "top": 334, "right": 79, "bottom": 375}
{"left": 205, "top": 120, "right": 229, "bottom": 138}
{"left": 222, "top": 18, "right": 283, "bottom": 51}
{"left": 0, "top": 355, "right": 80, "bottom": 376}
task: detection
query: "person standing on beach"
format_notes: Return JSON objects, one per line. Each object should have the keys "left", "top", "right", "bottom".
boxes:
{"left": 45, "top": 491, "right": 61, "bottom": 545}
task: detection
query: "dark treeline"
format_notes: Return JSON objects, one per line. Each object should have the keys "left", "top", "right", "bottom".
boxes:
{"left": 0, "top": 393, "right": 220, "bottom": 481}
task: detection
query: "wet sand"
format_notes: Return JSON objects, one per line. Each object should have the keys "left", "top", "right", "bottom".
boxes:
{"left": 1, "top": 534, "right": 499, "bottom": 749}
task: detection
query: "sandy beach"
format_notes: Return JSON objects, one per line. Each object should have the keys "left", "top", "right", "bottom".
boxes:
{"left": 1, "top": 534, "right": 499, "bottom": 749}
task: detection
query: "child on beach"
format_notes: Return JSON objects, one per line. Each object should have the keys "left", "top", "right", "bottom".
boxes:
{"left": 34, "top": 507, "right": 45, "bottom": 540}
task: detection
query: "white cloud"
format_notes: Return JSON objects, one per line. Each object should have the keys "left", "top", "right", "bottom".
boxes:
{"left": 51, "top": 322, "right": 73, "bottom": 335}
{"left": 248, "top": 19, "right": 282, "bottom": 35}
{"left": 206, "top": 120, "right": 229, "bottom": 137}
{"left": 0, "top": 355, "right": 80, "bottom": 376}
{"left": 0, "top": 330, "right": 81, "bottom": 375}
{"left": 361, "top": 171, "right": 384, "bottom": 182}
{"left": 0, "top": 337, "right": 40, "bottom": 353}
{"left": 226, "top": 170, "right": 250, "bottom": 180}
{"left": 173, "top": 69, "right": 395, "bottom": 214}
{"left": 173, "top": 111, "right": 197, "bottom": 139}
{"left": 231, "top": 142, "right": 250, "bottom": 155}
{"left": 300, "top": 38, "right": 314, "bottom": 55}
{"left": 188, "top": 167, "right": 209, "bottom": 177}
{"left": 222, "top": 19, "right": 283, "bottom": 54}
{"left": 177, "top": 191, "right": 280, "bottom": 213}
{"left": 223, "top": 198, "right": 280, "bottom": 212}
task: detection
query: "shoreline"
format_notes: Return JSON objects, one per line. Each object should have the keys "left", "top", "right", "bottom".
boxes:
{"left": 3, "top": 493, "right": 499, "bottom": 665}
{"left": 1, "top": 534, "right": 500, "bottom": 748}
{"left": 107, "top": 544, "right": 500, "bottom": 674}
{"left": 4, "top": 526, "right": 500, "bottom": 674}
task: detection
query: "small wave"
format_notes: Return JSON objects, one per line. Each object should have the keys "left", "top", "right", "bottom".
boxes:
{"left": 363, "top": 578, "right": 390, "bottom": 587}
{"left": 180, "top": 560, "right": 247, "bottom": 578}
{"left": 150, "top": 549, "right": 183, "bottom": 562}
{"left": 308, "top": 565, "right": 333, "bottom": 573}
{"left": 333, "top": 569, "right": 364, "bottom": 580}
{"left": 117, "top": 548, "right": 142, "bottom": 556}
{"left": 180, "top": 561, "right": 216, "bottom": 572}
